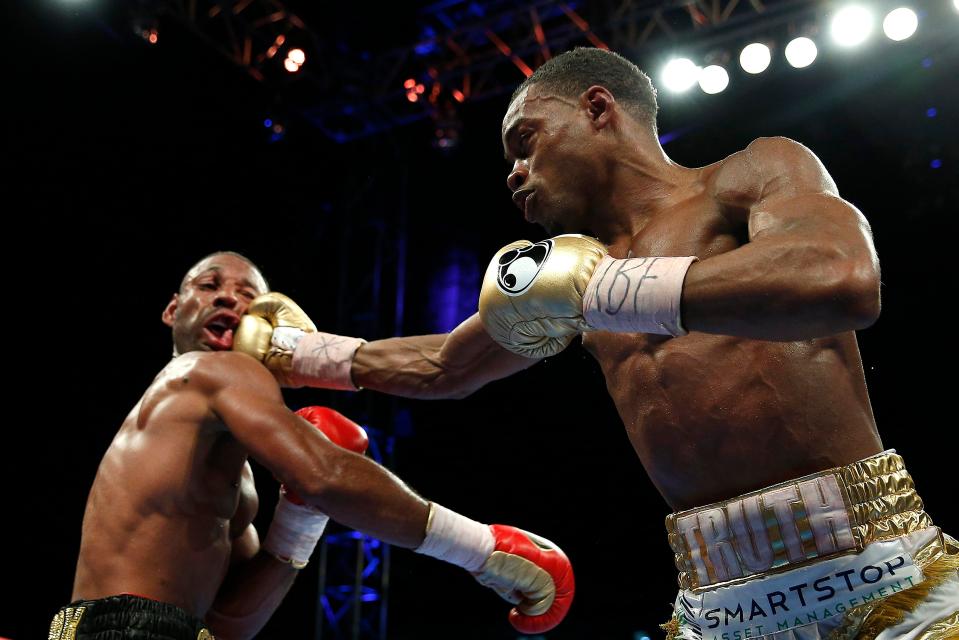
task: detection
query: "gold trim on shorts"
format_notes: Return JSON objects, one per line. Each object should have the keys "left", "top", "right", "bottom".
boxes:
{"left": 665, "top": 451, "right": 933, "bottom": 591}
{"left": 48, "top": 605, "right": 86, "bottom": 640}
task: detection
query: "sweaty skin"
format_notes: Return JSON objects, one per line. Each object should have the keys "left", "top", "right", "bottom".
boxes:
{"left": 73, "top": 353, "right": 268, "bottom": 616}
{"left": 72, "top": 254, "right": 430, "bottom": 638}
{"left": 351, "top": 84, "right": 883, "bottom": 511}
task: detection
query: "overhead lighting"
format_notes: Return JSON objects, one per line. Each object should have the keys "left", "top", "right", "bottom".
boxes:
{"left": 831, "top": 6, "right": 875, "bottom": 47}
{"left": 883, "top": 8, "right": 918, "bottom": 41}
{"left": 698, "top": 65, "right": 729, "bottom": 94}
{"left": 785, "top": 37, "right": 818, "bottom": 68}
{"left": 287, "top": 48, "right": 306, "bottom": 65}
{"left": 661, "top": 58, "right": 700, "bottom": 93}
{"left": 739, "top": 42, "right": 771, "bottom": 74}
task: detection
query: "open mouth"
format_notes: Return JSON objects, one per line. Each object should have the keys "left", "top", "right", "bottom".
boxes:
{"left": 203, "top": 313, "right": 240, "bottom": 350}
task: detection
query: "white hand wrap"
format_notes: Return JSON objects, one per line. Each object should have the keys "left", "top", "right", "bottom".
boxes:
{"left": 262, "top": 496, "right": 330, "bottom": 569}
{"left": 414, "top": 503, "right": 494, "bottom": 572}
{"left": 288, "top": 331, "right": 367, "bottom": 391}
{"left": 583, "top": 255, "right": 698, "bottom": 336}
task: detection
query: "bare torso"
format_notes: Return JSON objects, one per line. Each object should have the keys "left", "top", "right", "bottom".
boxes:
{"left": 582, "top": 154, "right": 883, "bottom": 510}
{"left": 72, "top": 353, "right": 258, "bottom": 617}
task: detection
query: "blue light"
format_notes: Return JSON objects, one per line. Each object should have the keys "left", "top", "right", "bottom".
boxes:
{"left": 264, "top": 118, "right": 273, "bottom": 128}
{"left": 926, "top": 107, "right": 937, "bottom": 118}
{"left": 930, "top": 159, "right": 942, "bottom": 169}
{"left": 921, "top": 57, "right": 933, "bottom": 68}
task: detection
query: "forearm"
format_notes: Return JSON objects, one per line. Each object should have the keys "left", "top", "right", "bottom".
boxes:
{"left": 206, "top": 551, "right": 298, "bottom": 640}
{"left": 680, "top": 236, "right": 880, "bottom": 341}
{"left": 351, "top": 315, "right": 535, "bottom": 399}
{"left": 297, "top": 448, "right": 431, "bottom": 549}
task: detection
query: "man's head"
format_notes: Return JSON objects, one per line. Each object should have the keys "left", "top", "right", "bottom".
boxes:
{"left": 161, "top": 251, "right": 269, "bottom": 355}
{"left": 502, "top": 48, "right": 659, "bottom": 235}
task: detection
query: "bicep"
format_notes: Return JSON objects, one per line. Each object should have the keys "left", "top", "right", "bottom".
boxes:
{"left": 209, "top": 364, "right": 339, "bottom": 486}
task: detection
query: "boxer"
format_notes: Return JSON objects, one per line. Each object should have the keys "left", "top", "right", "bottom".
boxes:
{"left": 237, "top": 47, "right": 958, "bottom": 640}
{"left": 49, "top": 252, "right": 573, "bottom": 640}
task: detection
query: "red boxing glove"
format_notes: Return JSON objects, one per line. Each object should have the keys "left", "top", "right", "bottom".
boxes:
{"left": 283, "top": 407, "right": 369, "bottom": 506}
{"left": 295, "top": 406, "right": 369, "bottom": 454}
{"left": 474, "top": 525, "right": 575, "bottom": 634}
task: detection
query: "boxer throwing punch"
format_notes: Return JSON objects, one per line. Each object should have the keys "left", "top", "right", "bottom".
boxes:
{"left": 238, "top": 48, "right": 958, "bottom": 640}
{"left": 50, "top": 252, "right": 573, "bottom": 640}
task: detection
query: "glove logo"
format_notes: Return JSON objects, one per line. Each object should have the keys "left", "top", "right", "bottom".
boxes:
{"left": 495, "top": 239, "right": 553, "bottom": 296}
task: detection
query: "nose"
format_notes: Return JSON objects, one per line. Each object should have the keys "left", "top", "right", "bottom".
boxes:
{"left": 506, "top": 160, "right": 529, "bottom": 193}
{"left": 213, "top": 287, "right": 239, "bottom": 309}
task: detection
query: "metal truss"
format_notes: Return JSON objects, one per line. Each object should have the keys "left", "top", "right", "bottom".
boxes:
{"left": 135, "top": 0, "right": 823, "bottom": 136}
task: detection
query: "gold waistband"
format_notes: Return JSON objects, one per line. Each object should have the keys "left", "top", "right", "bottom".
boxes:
{"left": 666, "top": 450, "right": 934, "bottom": 591}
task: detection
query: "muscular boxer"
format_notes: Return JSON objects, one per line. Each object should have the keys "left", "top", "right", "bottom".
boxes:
{"left": 49, "top": 252, "right": 573, "bottom": 640}
{"left": 237, "top": 49, "right": 958, "bottom": 640}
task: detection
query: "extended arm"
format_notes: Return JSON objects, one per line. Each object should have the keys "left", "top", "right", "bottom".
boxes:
{"left": 208, "top": 355, "right": 430, "bottom": 547}
{"left": 351, "top": 314, "right": 537, "bottom": 398}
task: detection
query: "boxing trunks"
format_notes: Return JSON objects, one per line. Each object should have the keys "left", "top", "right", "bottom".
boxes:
{"left": 49, "top": 594, "right": 214, "bottom": 640}
{"left": 662, "top": 450, "right": 959, "bottom": 640}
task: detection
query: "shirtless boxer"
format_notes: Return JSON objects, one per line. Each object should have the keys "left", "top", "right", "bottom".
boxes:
{"left": 49, "top": 252, "right": 573, "bottom": 640}
{"left": 237, "top": 49, "right": 958, "bottom": 640}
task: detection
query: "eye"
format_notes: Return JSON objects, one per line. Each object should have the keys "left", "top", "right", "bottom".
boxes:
{"left": 519, "top": 130, "right": 532, "bottom": 152}
{"left": 198, "top": 282, "right": 217, "bottom": 291}
{"left": 239, "top": 290, "right": 256, "bottom": 300}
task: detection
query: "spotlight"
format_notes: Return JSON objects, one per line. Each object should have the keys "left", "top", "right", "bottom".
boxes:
{"left": 287, "top": 48, "right": 306, "bottom": 65}
{"left": 698, "top": 65, "right": 729, "bottom": 94}
{"left": 739, "top": 43, "right": 771, "bottom": 74}
{"left": 883, "top": 8, "right": 918, "bottom": 41}
{"left": 785, "top": 37, "right": 818, "bottom": 68}
{"left": 283, "top": 58, "right": 300, "bottom": 73}
{"left": 662, "top": 58, "right": 700, "bottom": 93}
{"left": 831, "top": 6, "right": 874, "bottom": 47}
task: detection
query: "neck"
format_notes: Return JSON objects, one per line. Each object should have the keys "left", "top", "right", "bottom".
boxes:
{"left": 588, "top": 132, "right": 694, "bottom": 249}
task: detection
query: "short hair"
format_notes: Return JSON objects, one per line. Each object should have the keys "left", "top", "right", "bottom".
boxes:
{"left": 179, "top": 251, "right": 269, "bottom": 294}
{"left": 511, "top": 47, "right": 658, "bottom": 131}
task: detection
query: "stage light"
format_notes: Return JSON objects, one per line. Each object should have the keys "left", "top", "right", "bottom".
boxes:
{"left": 699, "top": 65, "right": 729, "bottom": 94}
{"left": 404, "top": 78, "right": 416, "bottom": 90}
{"left": 288, "top": 48, "right": 306, "bottom": 65}
{"left": 883, "top": 8, "right": 918, "bottom": 40}
{"left": 662, "top": 58, "right": 700, "bottom": 93}
{"left": 930, "top": 159, "right": 942, "bottom": 169}
{"left": 740, "top": 43, "right": 771, "bottom": 74}
{"left": 785, "top": 37, "right": 818, "bottom": 68}
{"left": 831, "top": 6, "right": 874, "bottom": 47}
{"left": 283, "top": 58, "right": 300, "bottom": 73}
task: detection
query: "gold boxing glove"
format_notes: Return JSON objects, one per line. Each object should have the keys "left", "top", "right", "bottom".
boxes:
{"left": 234, "top": 292, "right": 317, "bottom": 386}
{"left": 479, "top": 234, "right": 608, "bottom": 358}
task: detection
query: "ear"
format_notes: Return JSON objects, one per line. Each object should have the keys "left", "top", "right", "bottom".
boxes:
{"left": 582, "top": 85, "right": 615, "bottom": 130}
{"left": 161, "top": 294, "right": 179, "bottom": 327}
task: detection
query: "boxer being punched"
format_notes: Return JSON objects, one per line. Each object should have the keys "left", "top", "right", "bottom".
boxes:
{"left": 239, "top": 49, "right": 958, "bottom": 639}
{"left": 50, "top": 252, "right": 574, "bottom": 640}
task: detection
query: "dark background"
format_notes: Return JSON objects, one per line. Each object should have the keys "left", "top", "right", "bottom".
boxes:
{"left": 5, "top": 0, "right": 958, "bottom": 638}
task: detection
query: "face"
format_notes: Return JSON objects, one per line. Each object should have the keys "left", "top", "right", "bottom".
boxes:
{"left": 161, "top": 254, "right": 268, "bottom": 354}
{"left": 502, "top": 85, "right": 603, "bottom": 236}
